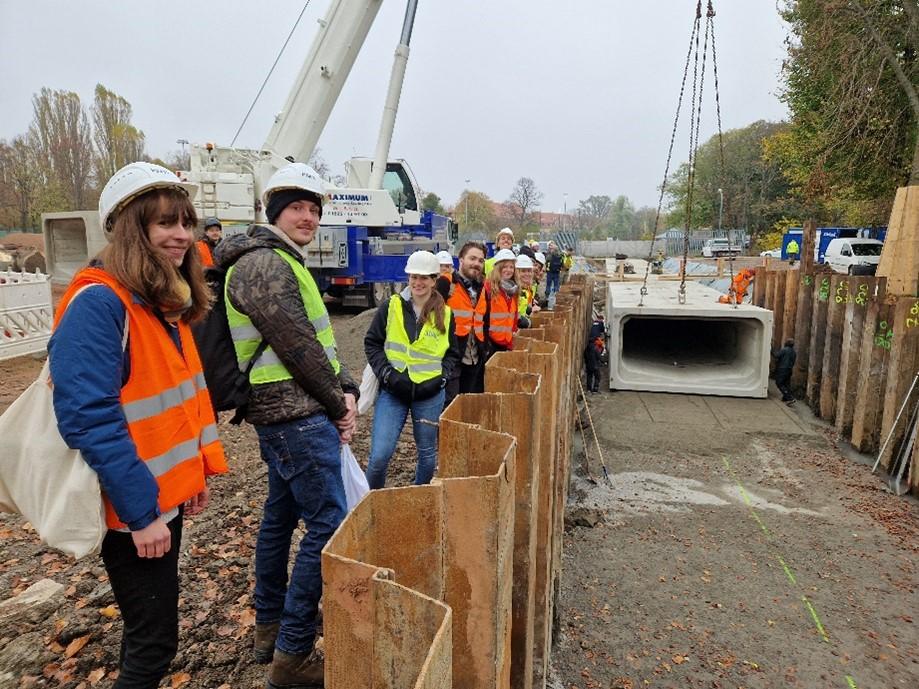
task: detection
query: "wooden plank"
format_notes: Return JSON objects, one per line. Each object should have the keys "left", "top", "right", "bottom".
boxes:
{"left": 806, "top": 274, "right": 832, "bottom": 409}
{"left": 782, "top": 268, "right": 799, "bottom": 344}
{"left": 835, "top": 277, "right": 882, "bottom": 438}
{"left": 764, "top": 270, "right": 775, "bottom": 311}
{"left": 800, "top": 219, "right": 817, "bottom": 276}
{"left": 771, "top": 271, "right": 786, "bottom": 354}
{"left": 753, "top": 267, "right": 766, "bottom": 308}
{"left": 878, "top": 297, "right": 919, "bottom": 469}
{"left": 851, "top": 298, "right": 895, "bottom": 452}
{"left": 876, "top": 186, "right": 919, "bottom": 296}
{"left": 791, "top": 272, "right": 816, "bottom": 397}
{"left": 819, "top": 275, "right": 847, "bottom": 421}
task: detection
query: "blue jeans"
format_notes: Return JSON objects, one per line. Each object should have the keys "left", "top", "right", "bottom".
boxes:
{"left": 366, "top": 388, "right": 444, "bottom": 489}
{"left": 546, "top": 271, "right": 561, "bottom": 296}
{"left": 254, "top": 414, "right": 346, "bottom": 655}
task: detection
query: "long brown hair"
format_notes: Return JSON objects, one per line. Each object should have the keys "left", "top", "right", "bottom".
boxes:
{"left": 487, "top": 259, "right": 516, "bottom": 296}
{"left": 418, "top": 277, "right": 447, "bottom": 333}
{"left": 97, "top": 188, "right": 211, "bottom": 322}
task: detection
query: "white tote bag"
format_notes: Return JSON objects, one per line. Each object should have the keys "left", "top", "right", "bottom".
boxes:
{"left": 340, "top": 444, "right": 369, "bottom": 511}
{"left": 0, "top": 359, "right": 106, "bottom": 558}
{"left": 0, "top": 285, "right": 125, "bottom": 559}
{"left": 357, "top": 363, "right": 378, "bottom": 415}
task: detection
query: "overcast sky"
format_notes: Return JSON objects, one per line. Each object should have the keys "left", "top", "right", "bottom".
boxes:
{"left": 0, "top": 0, "right": 790, "bottom": 214}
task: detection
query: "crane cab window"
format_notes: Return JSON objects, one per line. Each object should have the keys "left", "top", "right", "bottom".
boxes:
{"left": 383, "top": 165, "right": 417, "bottom": 212}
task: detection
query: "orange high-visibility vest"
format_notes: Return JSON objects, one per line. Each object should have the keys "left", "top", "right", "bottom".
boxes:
{"left": 473, "top": 281, "right": 518, "bottom": 349}
{"left": 446, "top": 279, "right": 476, "bottom": 337}
{"left": 55, "top": 268, "right": 228, "bottom": 529}
{"left": 196, "top": 240, "right": 215, "bottom": 267}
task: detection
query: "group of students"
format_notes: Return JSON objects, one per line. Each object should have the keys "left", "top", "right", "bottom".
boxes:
{"left": 45, "top": 159, "right": 565, "bottom": 689}
{"left": 362, "top": 224, "right": 558, "bottom": 490}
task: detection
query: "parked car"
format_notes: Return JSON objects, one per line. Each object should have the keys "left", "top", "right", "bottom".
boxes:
{"left": 702, "top": 238, "right": 742, "bottom": 257}
{"left": 759, "top": 248, "right": 782, "bottom": 258}
{"left": 823, "top": 238, "right": 883, "bottom": 275}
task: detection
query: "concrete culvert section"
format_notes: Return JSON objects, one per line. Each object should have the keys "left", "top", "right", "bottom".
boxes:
{"left": 608, "top": 281, "right": 773, "bottom": 397}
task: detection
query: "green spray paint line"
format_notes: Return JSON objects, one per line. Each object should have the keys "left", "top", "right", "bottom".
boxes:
{"left": 802, "top": 596, "right": 830, "bottom": 642}
{"left": 721, "top": 456, "right": 856, "bottom": 686}
{"left": 777, "top": 555, "right": 797, "bottom": 585}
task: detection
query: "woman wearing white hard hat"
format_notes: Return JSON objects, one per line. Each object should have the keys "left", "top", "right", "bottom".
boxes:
{"left": 515, "top": 254, "right": 541, "bottom": 328}
{"left": 47, "top": 162, "right": 225, "bottom": 688}
{"left": 473, "top": 248, "right": 520, "bottom": 357}
{"left": 364, "top": 251, "right": 461, "bottom": 489}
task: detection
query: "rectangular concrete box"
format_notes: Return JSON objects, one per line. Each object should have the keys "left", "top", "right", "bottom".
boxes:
{"left": 607, "top": 281, "right": 773, "bottom": 398}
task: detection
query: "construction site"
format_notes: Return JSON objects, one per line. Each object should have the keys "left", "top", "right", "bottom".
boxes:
{"left": 1, "top": 201, "right": 919, "bottom": 687}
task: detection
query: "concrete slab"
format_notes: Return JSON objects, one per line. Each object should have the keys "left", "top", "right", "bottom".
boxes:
{"left": 607, "top": 281, "right": 773, "bottom": 398}
{"left": 600, "top": 390, "right": 812, "bottom": 436}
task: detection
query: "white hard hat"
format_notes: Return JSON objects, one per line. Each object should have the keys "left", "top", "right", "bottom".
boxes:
{"left": 435, "top": 250, "right": 453, "bottom": 264}
{"left": 404, "top": 250, "right": 440, "bottom": 275}
{"left": 515, "top": 254, "right": 534, "bottom": 269}
{"left": 534, "top": 252, "right": 547, "bottom": 265}
{"left": 99, "top": 162, "right": 198, "bottom": 236}
{"left": 262, "top": 163, "right": 326, "bottom": 206}
{"left": 497, "top": 227, "right": 514, "bottom": 238}
{"left": 492, "top": 248, "right": 516, "bottom": 263}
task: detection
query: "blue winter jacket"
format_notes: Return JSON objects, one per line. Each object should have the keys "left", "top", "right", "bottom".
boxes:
{"left": 48, "top": 284, "right": 182, "bottom": 531}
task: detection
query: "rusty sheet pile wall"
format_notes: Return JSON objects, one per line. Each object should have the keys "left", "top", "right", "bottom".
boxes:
{"left": 756, "top": 217, "right": 919, "bottom": 496}
{"left": 323, "top": 278, "right": 591, "bottom": 688}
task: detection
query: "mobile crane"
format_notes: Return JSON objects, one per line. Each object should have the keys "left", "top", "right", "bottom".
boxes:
{"left": 43, "top": 0, "right": 454, "bottom": 306}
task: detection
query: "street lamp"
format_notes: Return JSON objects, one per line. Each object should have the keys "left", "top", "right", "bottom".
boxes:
{"left": 563, "top": 193, "right": 568, "bottom": 233}
{"left": 464, "top": 178, "right": 471, "bottom": 227}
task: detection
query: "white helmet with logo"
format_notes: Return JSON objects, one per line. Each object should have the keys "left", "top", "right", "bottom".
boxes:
{"left": 262, "top": 163, "right": 326, "bottom": 206}
{"left": 534, "top": 251, "right": 547, "bottom": 266}
{"left": 99, "top": 162, "right": 197, "bottom": 237}
{"left": 404, "top": 250, "right": 440, "bottom": 275}
{"left": 515, "top": 254, "right": 534, "bottom": 269}
{"left": 435, "top": 250, "right": 453, "bottom": 265}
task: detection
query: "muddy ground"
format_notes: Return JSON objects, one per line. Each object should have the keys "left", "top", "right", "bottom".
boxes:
{"left": 550, "top": 388, "right": 919, "bottom": 689}
{"left": 2, "top": 301, "right": 918, "bottom": 688}
{"left": 0, "top": 304, "right": 421, "bottom": 689}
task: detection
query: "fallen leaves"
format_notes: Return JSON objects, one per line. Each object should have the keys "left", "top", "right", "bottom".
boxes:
{"left": 63, "top": 634, "right": 90, "bottom": 659}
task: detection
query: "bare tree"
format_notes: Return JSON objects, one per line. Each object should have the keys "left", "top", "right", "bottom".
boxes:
{"left": 28, "top": 87, "right": 94, "bottom": 209}
{"left": 0, "top": 136, "right": 40, "bottom": 228}
{"left": 92, "top": 84, "right": 146, "bottom": 180}
{"left": 506, "top": 177, "right": 544, "bottom": 225}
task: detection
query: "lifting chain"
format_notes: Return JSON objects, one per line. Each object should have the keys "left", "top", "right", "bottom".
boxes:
{"left": 638, "top": 0, "right": 703, "bottom": 307}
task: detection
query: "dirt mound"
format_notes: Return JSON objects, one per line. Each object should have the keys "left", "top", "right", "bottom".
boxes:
{"left": 333, "top": 306, "right": 378, "bottom": 373}
{"left": 1, "top": 233, "right": 44, "bottom": 251}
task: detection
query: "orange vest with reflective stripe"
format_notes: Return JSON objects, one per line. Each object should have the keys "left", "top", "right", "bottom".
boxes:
{"left": 54, "top": 268, "right": 228, "bottom": 529}
{"left": 446, "top": 279, "right": 476, "bottom": 337}
{"left": 196, "top": 240, "right": 215, "bottom": 267}
{"left": 474, "top": 281, "right": 519, "bottom": 348}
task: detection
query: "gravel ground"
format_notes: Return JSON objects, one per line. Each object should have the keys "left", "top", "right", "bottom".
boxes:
{"left": 0, "top": 303, "right": 422, "bottom": 688}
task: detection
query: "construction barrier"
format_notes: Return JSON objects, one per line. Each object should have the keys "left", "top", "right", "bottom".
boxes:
{"left": 758, "top": 200, "right": 919, "bottom": 496}
{"left": 322, "top": 278, "right": 591, "bottom": 689}
{"left": 0, "top": 270, "right": 53, "bottom": 362}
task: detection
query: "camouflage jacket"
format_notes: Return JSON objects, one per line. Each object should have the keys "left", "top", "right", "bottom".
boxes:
{"left": 216, "top": 225, "right": 358, "bottom": 426}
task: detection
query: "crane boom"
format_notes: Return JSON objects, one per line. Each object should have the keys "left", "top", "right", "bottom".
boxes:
{"left": 263, "top": 0, "right": 384, "bottom": 163}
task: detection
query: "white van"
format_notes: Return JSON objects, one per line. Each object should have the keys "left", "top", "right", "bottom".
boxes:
{"left": 823, "top": 238, "right": 883, "bottom": 275}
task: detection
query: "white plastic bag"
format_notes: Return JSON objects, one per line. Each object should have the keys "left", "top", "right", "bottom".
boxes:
{"left": 0, "top": 360, "right": 106, "bottom": 558}
{"left": 340, "top": 444, "right": 369, "bottom": 511}
{"left": 357, "top": 363, "right": 378, "bottom": 415}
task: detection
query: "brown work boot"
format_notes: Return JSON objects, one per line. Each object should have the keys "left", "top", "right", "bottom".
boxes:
{"left": 253, "top": 621, "right": 280, "bottom": 664}
{"left": 267, "top": 648, "right": 324, "bottom": 689}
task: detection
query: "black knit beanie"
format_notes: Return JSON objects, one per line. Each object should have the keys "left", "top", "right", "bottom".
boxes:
{"left": 266, "top": 189, "right": 324, "bottom": 225}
